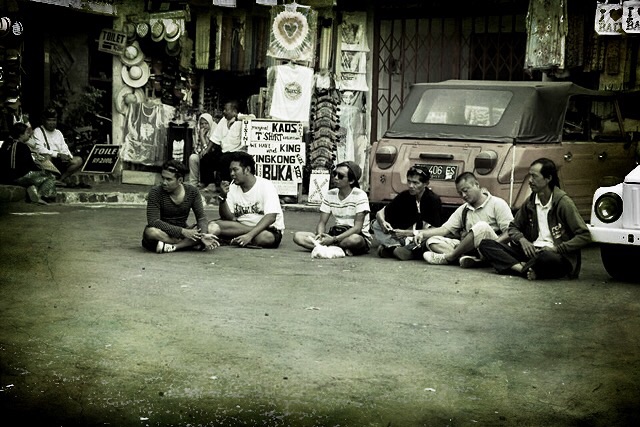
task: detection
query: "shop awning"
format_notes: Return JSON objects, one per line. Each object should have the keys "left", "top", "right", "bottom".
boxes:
{"left": 28, "top": 0, "right": 117, "bottom": 16}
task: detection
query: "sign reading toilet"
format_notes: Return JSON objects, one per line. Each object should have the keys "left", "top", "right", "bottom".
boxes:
{"left": 82, "top": 145, "right": 120, "bottom": 173}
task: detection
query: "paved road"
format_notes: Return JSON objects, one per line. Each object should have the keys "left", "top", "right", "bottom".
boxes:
{"left": 1, "top": 203, "right": 639, "bottom": 426}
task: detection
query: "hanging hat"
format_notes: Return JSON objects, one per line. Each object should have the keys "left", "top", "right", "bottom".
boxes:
{"left": 164, "top": 19, "right": 181, "bottom": 42}
{"left": 151, "top": 20, "right": 165, "bottom": 42}
{"left": 114, "top": 86, "right": 145, "bottom": 115}
{"left": 121, "top": 62, "right": 150, "bottom": 88}
{"left": 165, "top": 40, "right": 180, "bottom": 57}
{"left": 0, "top": 17, "right": 11, "bottom": 37}
{"left": 136, "top": 22, "right": 149, "bottom": 38}
{"left": 123, "top": 22, "right": 136, "bottom": 41}
{"left": 120, "top": 41, "right": 144, "bottom": 66}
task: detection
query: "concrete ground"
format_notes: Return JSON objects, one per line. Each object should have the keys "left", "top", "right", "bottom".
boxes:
{"left": 1, "top": 201, "right": 639, "bottom": 427}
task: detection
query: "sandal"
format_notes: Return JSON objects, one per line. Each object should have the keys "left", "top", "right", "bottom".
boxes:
{"left": 156, "top": 241, "right": 176, "bottom": 253}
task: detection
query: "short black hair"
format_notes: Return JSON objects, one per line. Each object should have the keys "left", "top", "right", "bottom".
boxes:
{"left": 10, "top": 122, "right": 29, "bottom": 140}
{"left": 407, "top": 166, "right": 430, "bottom": 183}
{"left": 228, "top": 151, "right": 255, "bottom": 174}
{"left": 162, "top": 160, "right": 188, "bottom": 179}
{"left": 43, "top": 107, "right": 58, "bottom": 119}
{"left": 455, "top": 171, "right": 478, "bottom": 185}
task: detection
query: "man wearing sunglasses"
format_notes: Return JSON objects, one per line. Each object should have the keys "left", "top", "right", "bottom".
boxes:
{"left": 293, "top": 161, "right": 371, "bottom": 255}
{"left": 142, "top": 160, "right": 219, "bottom": 253}
{"left": 372, "top": 166, "right": 443, "bottom": 260}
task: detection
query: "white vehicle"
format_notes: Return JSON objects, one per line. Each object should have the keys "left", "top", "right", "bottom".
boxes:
{"left": 589, "top": 165, "right": 640, "bottom": 281}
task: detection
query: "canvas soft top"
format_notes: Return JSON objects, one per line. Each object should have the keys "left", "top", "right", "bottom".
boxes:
{"left": 384, "top": 80, "right": 613, "bottom": 144}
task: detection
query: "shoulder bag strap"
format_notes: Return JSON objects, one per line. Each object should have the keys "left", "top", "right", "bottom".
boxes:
{"left": 40, "top": 126, "right": 51, "bottom": 150}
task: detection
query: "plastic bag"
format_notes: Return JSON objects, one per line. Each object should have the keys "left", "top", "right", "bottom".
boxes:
{"left": 309, "top": 237, "right": 346, "bottom": 259}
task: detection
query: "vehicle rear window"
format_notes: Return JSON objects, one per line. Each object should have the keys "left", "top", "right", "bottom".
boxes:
{"left": 411, "top": 88, "right": 512, "bottom": 127}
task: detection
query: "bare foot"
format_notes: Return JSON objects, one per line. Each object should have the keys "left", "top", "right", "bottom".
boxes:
{"left": 526, "top": 268, "right": 537, "bottom": 281}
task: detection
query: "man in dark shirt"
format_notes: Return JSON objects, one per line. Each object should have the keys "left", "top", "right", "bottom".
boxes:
{"left": 372, "top": 166, "right": 442, "bottom": 260}
{"left": 142, "top": 160, "right": 219, "bottom": 253}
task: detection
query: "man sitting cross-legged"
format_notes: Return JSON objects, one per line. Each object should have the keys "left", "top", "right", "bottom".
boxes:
{"left": 207, "top": 152, "right": 285, "bottom": 248}
{"left": 415, "top": 172, "right": 513, "bottom": 268}
{"left": 142, "top": 160, "right": 219, "bottom": 253}
{"left": 371, "top": 165, "right": 442, "bottom": 260}
{"left": 478, "top": 158, "right": 591, "bottom": 280}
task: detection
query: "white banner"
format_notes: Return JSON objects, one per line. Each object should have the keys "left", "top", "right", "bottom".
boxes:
{"left": 623, "top": 1, "right": 640, "bottom": 33}
{"left": 242, "top": 120, "right": 306, "bottom": 196}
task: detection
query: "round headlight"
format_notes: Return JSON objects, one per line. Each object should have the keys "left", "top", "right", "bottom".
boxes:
{"left": 595, "top": 192, "right": 623, "bottom": 223}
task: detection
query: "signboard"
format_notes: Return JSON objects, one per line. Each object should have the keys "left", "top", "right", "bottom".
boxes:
{"left": 623, "top": 1, "right": 640, "bottom": 33}
{"left": 595, "top": 1, "right": 640, "bottom": 35}
{"left": 98, "top": 28, "right": 127, "bottom": 55}
{"left": 242, "top": 119, "right": 305, "bottom": 196}
{"left": 82, "top": 144, "right": 120, "bottom": 173}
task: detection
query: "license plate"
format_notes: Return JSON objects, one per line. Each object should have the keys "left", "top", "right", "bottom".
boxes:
{"left": 415, "top": 163, "right": 458, "bottom": 180}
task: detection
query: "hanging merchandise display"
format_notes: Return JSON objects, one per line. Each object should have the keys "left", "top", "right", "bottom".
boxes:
{"left": 120, "top": 41, "right": 144, "bottom": 66}
{"left": 308, "top": 87, "right": 340, "bottom": 170}
{"left": 595, "top": 1, "right": 623, "bottom": 35}
{"left": 267, "top": 3, "right": 318, "bottom": 62}
{"left": 122, "top": 62, "right": 150, "bottom": 88}
{"left": 195, "top": 12, "right": 212, "bottom": 69}
{"left": 336, "top": 11, "right": 369, "bottom": 92}
{"left": 267, "top": 63, "right": 315, "bottom": 124}
{"left": 114, "top": 86, "right": 145, "bottom": 115}
{"left": 121, "top": 99, "right": 168, "bottom": 166}
{"left": 525, "top": 0, "right": 568, "bottom": 70}
{"left": 339, "top": 11, "right": 369, "bottom": 52}
{"left": 622, "top": 1, "right": 640, "bottom": 33}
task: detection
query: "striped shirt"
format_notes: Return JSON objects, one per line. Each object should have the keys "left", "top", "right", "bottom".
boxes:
{"left": 146, "top": 184, "right": 208, "bottom": 238}
{"left": 320, "top": 187, "right": 371, "bottom": 238}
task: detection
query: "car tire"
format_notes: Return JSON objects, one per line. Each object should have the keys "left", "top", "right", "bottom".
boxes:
{"left": 600, "top": 243, "right": 640, "bottom": 282}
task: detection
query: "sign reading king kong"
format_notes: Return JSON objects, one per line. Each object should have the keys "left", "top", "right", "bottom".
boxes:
{"left": 242, "top": 119, "right": 305, "bottom": 196}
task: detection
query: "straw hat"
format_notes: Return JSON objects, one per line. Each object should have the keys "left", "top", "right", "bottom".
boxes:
{"left": 165, "top": 40, "right": 180, "bottom": 56}
{"left": 123, "top": 22, "right": 136, "bottom": 42}
{"left": 120, "top": 41, "right": 144, "bottom": 66}
{"left": 114, "top": 87, "right": 145, "bottom": 115}
{"left": 121, "top": 62, "right": 150, "bottom": 88}
{"left": 136, "top": 22, "right": 149, "bottom": 38}
{"left": 151, "top": 20, "right": 165, "bottom": 42}
{"left": 164, "top": 19, "right": 181, "bottom": 42}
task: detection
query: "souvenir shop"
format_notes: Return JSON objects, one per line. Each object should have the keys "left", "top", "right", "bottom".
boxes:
{"left": 111, "top": 0, "right": 372, "bottom": 195}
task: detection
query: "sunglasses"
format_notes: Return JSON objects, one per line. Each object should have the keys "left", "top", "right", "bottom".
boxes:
{"left": 332, "top": 171, "right": 348, "bottom": 180}
{"left": 408, "top": 166, "right": 428, "bottom": 177}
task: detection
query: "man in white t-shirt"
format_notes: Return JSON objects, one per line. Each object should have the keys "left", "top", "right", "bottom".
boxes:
{"left": 212, "top": 101, "right": 244, "bottom": 185}
{"left": 208, "top": 152, "right": 284, "bottom": 248}
{"left": 30, "top": 108, "right": 86, "bottom": 187}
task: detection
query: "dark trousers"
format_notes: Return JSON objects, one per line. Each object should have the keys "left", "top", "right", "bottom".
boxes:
{"left": 199, "top": 144, "right": 222, "bottom": 186}
{"left": 478, "top": 239, "right": 572, "bottom": 280}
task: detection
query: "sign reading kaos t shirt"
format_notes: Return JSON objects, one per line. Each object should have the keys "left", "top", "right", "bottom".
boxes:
{"left": 242, "top": 119, "right": 305, "bottom": 196}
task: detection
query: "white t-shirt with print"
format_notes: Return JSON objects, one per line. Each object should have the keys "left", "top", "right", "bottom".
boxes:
{"left": 269, "top": 64, "right": 314, "bottom": 123}
{"left": 320, "top": 187, "right": 371, "bottom": 238}
{"left": 227, "top": 176, "right": 285, "bottom": 230}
